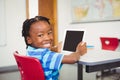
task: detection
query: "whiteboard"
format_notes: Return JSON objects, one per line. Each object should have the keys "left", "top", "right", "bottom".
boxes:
{"left": 0, "top": 0, "right": 6, "bottom": 46}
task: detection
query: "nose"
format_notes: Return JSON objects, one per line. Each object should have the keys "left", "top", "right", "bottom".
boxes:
{"left": 44, "top": 34, "right": 50, "bottom": 40}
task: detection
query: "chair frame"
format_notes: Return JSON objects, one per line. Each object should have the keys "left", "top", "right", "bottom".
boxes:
{"left": 13, "top": 51, "right": 45, "bottom": 80}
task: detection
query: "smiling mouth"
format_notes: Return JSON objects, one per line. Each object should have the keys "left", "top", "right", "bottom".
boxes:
{"left": 43, "top": 43, "right": 51, "bottom": 48}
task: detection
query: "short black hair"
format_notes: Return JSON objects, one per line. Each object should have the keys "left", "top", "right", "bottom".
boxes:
{"left": 22, "top": 16, "right": 50, "bottom": 48}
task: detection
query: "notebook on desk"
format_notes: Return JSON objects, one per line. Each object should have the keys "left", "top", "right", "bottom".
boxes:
{"left": 61, "top": 29, "right": 85, "bottom": 54}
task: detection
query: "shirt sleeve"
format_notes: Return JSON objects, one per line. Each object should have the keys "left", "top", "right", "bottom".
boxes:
{"left": 42, "top": 51, "right": 64, "bottom": 70}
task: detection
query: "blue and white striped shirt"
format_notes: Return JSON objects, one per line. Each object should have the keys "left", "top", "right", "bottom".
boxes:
{"left": 26, "top": 46, "right": 64, "bottom": 80}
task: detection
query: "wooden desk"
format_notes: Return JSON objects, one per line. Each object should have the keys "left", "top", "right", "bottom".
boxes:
{"left": 78, "top": 50, "right": 120, "bottom": 80}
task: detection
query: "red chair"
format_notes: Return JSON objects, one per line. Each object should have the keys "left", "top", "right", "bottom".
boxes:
{"left": 100, "top": 37, "right": 119, "bottom": 51}
{"left": 13, "top": 51, "right": 45, "bottom": 80}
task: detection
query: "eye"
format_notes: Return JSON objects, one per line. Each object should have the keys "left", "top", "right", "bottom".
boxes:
{"left": 38, "top": 34, "right": 44, "bottom": 37}
{"left": 48, "top": 31, "right": 53, "bottom": 35}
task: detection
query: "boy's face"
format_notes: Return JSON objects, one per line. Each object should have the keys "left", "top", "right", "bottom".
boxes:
{"left": 27, "top": 21, "right": 54, "bottom": 49}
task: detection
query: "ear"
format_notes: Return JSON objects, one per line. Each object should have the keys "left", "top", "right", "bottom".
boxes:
{"left": 26, "top": 37, "right": 32, "bottom": 44}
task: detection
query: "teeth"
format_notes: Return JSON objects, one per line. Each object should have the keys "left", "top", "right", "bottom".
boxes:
{"left": 43, "top": 43, "right": 51, "bottom": 47}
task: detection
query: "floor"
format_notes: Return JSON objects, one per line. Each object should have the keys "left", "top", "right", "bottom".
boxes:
{"left": 0, "top": 71, "right": 20, "bottom": 80}
{"left": 0, "top": 69, "right": 120, "bottom": 80}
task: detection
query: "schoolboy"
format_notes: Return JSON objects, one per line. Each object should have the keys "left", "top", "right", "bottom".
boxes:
{"left": 22, "top": 16, "right": 87, "bottom": 80}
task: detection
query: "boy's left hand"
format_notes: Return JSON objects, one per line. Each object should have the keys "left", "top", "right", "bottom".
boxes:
{"left": 50, "top": 41, "right": 62, "bottom": 52}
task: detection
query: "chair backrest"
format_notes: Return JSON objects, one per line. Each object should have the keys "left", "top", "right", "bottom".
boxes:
{"left": 13, "top": 51, "right": 45, "bottom": 80}
{"left": 100, "top": 37, "right": 119, "bottom": 51}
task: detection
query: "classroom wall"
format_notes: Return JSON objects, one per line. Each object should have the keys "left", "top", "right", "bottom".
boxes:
{"left": 57, "top": 0, "right": 120, "bottom": 47}
{"left": 0, "top": 0, "right": 26, "bottom": 67}
{"left": 57, "top": 0, "right": 120, "bottom": 80}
